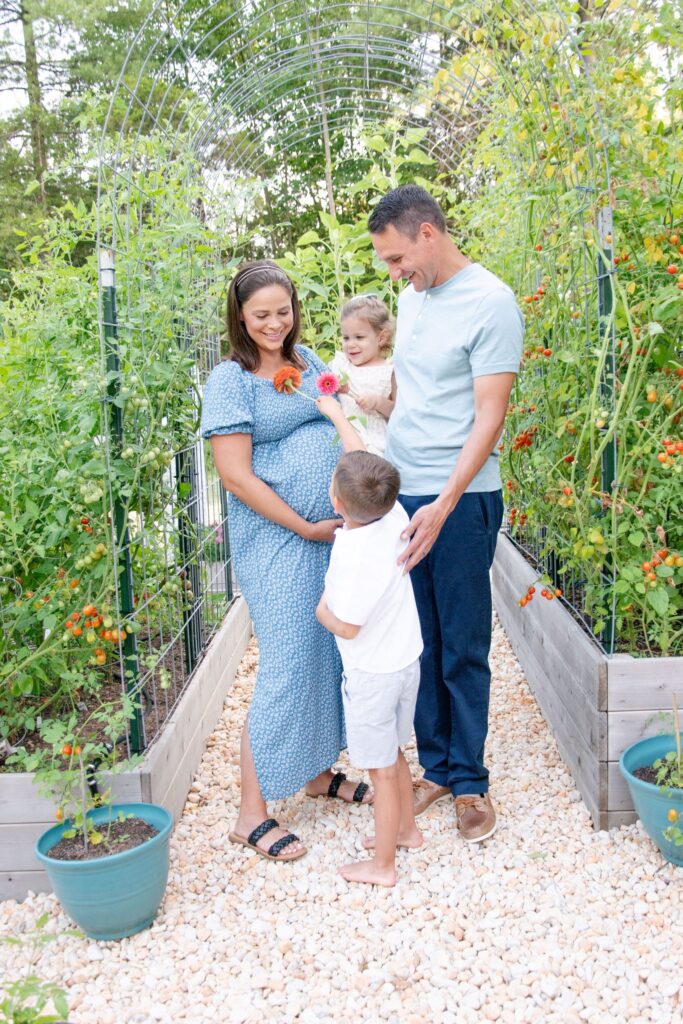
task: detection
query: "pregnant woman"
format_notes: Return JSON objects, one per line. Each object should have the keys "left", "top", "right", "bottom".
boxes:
{"left": 201, "top": 260, "right": 370, "bottom": 862}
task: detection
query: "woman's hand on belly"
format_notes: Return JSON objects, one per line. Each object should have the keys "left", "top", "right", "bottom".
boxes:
{"left": 303, "top": 517, "right": 344, "bottom": 543}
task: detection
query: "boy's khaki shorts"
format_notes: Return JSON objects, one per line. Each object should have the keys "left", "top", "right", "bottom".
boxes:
{"left": 342, "top": 659, "right": 420, "bottom": 769}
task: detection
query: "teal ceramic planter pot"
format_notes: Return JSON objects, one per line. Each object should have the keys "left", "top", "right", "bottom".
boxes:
{"left": 35, "top": 803, "right": 173, "bottom": 940}
{"left": 620, "top": 734, "right": 683, "bottom": 867}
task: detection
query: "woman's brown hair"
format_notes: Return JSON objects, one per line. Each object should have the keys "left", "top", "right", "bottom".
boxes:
{"left": 225, "top": 260, "right": 305, "bottom": 372}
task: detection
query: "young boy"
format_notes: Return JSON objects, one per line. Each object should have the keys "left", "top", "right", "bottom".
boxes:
{"left": 315, "top": 448, "right": 424, "bottom": 887}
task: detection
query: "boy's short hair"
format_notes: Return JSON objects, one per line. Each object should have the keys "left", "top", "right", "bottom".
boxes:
{"left": 333, "top": 451, "right": 400, "bottom": 525}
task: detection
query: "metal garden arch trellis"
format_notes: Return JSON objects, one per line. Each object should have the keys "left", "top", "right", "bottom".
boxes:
{"left": 95, "top": 0, "right": 616, "bottom": 754}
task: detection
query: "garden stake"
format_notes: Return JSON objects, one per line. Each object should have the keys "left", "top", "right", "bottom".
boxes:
{"left": 597, "top": 207, "right": 618, "bottom": 654}
{"left": 100, "top": 248, "right": 144, "bottom": 754}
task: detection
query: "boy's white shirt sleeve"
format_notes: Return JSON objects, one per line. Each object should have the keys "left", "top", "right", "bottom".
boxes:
{"left": 325, "top": 539, "right": 391, "bottom": 627}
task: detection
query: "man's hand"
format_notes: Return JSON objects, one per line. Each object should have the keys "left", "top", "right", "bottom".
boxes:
{"left": 398, "top": 500, "right": 450, "bottom": 573}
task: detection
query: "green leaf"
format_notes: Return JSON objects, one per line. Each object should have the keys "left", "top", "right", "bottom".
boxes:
{"left": 303, "top": 280, "right": 329, "bottom": 298}
{"left": 406, "top": 148, "right": 434, "bottom": 165}
{"left": 628, "top": 531, "right": 644, "bottom": 547}
{"left": 646, "top": 588, "right": 669, "bottom": 616}
{"left": 366, "top": 135, "right": 387, "bottom": 153}
{"left": 318, "top": 210, "right": 338, "bottom": 233}
{"left": 55, "top": 992, "right": 69, "bottom": 1017}
{"left": 296, "top": 230, "right": 321, "bottom": 246}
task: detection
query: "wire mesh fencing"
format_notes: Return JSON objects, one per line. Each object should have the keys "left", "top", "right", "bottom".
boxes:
{"left": 94, "top": 0, "right": 620, "bottom": 757}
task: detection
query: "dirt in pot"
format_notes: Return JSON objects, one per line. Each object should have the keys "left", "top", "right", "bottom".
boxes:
{"left": 632, "top": 765, "right": 660, "bottom": 785}
{"left": 47, "top": 818, "right": 158, "bottom": 861}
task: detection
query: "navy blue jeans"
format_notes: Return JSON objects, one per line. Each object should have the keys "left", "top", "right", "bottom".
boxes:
{"left": 399, "top": 491, "right": 504, "bottom": 796}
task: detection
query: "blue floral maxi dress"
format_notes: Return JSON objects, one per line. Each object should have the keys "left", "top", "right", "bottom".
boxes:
{"left": 201, "top": 346, "right": 345, "bottom": 800}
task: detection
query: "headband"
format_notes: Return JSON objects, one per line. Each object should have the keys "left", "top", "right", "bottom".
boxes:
{"left": 235, "top": 263, "right": 286, "bottom": 288}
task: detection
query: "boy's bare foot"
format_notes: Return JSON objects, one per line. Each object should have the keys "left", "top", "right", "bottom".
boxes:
{"left": 362, "top": 828, "right": 424, "bottom": 851}
{"left": 339, "top": 859, "right": 396, "bottom": 887}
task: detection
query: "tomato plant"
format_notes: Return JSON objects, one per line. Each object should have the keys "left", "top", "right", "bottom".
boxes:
{"left": 0, "top": 139, "right": 237, "bottom": 759}
{"left": 432, "top": 1, "right": 682, "bottom": 655}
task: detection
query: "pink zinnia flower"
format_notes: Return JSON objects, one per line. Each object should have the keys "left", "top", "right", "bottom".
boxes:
{"left": 316, "top": 371, "right": 341, "bottom": 396}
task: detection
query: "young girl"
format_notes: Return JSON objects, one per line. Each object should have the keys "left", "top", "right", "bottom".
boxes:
{"left": 329, "top": 295, "right": 395, "bottom": 456}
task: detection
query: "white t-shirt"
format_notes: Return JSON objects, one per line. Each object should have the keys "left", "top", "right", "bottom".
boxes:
{"left": 324, "top": 503, "right": 423, "bottom": 674}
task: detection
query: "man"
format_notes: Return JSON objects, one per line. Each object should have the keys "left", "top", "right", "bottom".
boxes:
{"left": 368, "top": 185, "right": 523, "bottom": 842}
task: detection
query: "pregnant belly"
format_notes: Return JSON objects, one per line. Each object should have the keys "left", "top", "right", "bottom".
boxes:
{"left": 253, "top": 419, "right": 340, "bottom": 522}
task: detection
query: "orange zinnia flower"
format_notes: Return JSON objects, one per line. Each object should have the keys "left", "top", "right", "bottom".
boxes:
{"left": 273, "top": 366, "right": 303, "bottom": 393}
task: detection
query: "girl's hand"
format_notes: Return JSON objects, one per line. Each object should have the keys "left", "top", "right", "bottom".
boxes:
{"left": 315, "top": 395, "right": 343, "bottom": 421}
{"left": 304, "top": 518, "right": 343, "bottom": 543}
{"left": 356, "top": 393, "right": 379, "bottom": 413}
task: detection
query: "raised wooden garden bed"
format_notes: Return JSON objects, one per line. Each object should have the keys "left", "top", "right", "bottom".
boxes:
{"left": 492, "top": 534, "right": 683, "bottom": 830}
{"left": 0, "top": 597, "right": 251, "bottom": 902}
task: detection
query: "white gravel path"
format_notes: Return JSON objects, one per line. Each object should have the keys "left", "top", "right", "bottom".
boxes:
{"left": 2, "top": 617, "right": 681, "bottom": 1024}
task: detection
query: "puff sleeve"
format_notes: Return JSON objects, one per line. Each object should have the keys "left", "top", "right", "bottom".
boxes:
{"left": 201, "top": 360, "right": 254, "bottom": 439}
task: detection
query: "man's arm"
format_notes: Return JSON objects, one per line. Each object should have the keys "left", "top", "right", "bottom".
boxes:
{"left": 398, "top": 371, "right": 516, "bottom": 572}
{"left": 315, "top": 593, "right": 361, "bottom": 640}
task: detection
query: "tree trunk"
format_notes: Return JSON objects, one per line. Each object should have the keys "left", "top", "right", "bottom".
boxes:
{"left": 20, "top": 0, "right": 47, "bottom": 206}
{"left": 577, "top": 0, "right": 596, "bottom": 68}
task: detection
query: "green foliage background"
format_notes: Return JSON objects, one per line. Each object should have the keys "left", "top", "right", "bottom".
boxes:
{"left": 0, "top": 0, "right": 681, "bottom": 766}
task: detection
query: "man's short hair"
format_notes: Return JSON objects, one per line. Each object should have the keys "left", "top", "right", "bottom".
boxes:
{"left": 367, "top": 185, "right": 447, "bottom": 240}
{"left": 333, "top": 451, "right": 400, "bottom": 525}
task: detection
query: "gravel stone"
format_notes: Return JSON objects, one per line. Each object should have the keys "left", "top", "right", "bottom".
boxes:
{"left": 1, "top": 621, "right": 682, "bottom": 1024}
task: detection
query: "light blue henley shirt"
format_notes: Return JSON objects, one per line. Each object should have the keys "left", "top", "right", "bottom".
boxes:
{"left": 386, "top": 262, "right": 524, "bottom": 495}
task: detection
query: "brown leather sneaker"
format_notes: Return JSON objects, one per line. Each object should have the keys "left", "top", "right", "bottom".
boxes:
{"left": 454, "top": 793, "right": 497, "bottom": 842}
{"left": 413, "top": 780, "right": 451, "bottom": 817}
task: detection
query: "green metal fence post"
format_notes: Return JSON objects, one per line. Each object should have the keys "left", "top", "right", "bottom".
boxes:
{"left": 100, "top": 248, "right": 145, "bottom": 752}
{"left": 597, "top": 208, "right": 618, "bottom": 653}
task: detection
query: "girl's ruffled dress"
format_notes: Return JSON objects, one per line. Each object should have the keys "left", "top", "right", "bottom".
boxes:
{"left": 329, "top": 351, "right": 393, "bottom": 456}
